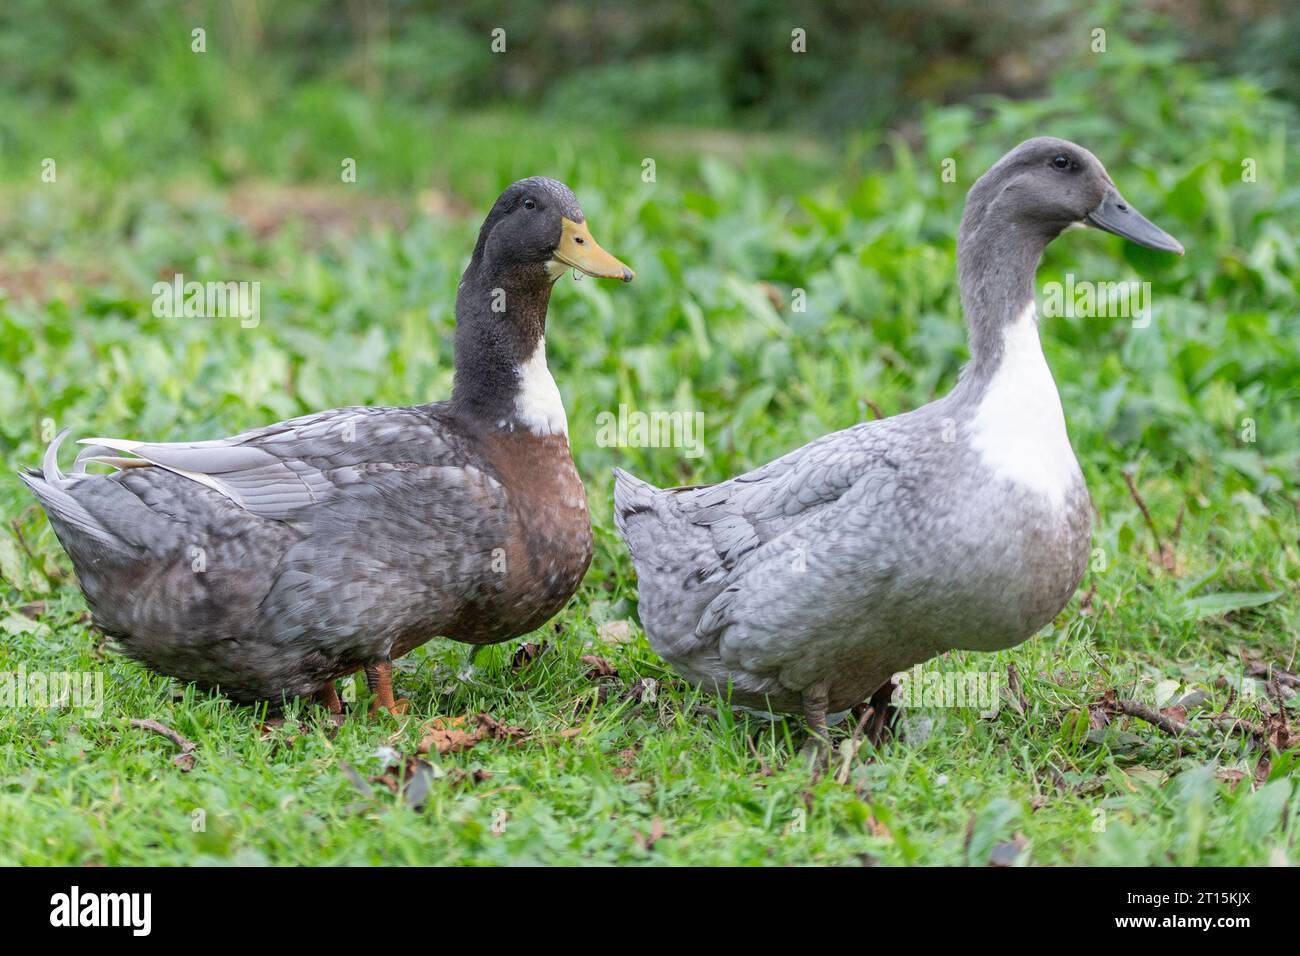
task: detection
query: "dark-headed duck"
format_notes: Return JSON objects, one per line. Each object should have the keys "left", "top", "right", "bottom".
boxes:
{"left": 23, "top": 177, "right": 634, "bottom": 713}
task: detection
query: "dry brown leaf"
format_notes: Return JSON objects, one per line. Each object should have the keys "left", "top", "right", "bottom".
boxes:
{"left": 581, "top": 655, "right": 618, "bottom": 679}
{"left": 865, "top": 813, "right": 892, "bottom": 840}
{"left": 473, "top": 712, "right": 527, "bottom": 742}
{"left": 1160, "top": 704, "right": 1189, "bottom": 724}
{"left": 418, "top": 713, "right": 527, "bottom": 755}
{"left": 511, "top": 641, "right": 549, "bottom": 671}
{"left": 418, "top": 715, "right": 482, "bottom": 755}
{"left": 1216, "top": 768, "right": 1249, "bottom": 790}
{"left": 1006, "top": 663, "right": 1028, "bottom": 716}
{"left": 446, "top": 768, "right": 494, "bottom": 787}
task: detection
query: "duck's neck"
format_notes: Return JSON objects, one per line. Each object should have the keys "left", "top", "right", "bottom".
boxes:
{"left": 952, "top": 198, "right": 1081, "bottom": 506}
{"left": 954, "top": 192, "right": 1055, "bottom": 392}
{"left": 450, "top": 263, "right": 567, "bottom": 437}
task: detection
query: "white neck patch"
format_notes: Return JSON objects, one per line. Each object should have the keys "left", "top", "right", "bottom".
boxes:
{"left": 513, "top": 337, "right": 568, "bottom": 437}
{"left": 968, "top": 302, "right": 1079, "bottom": 508}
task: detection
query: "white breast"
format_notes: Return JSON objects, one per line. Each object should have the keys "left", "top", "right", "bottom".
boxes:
{"left": 968, "top": 303, "right": 1080, "bottom": 508}
{"left": 514, "top": 338, "right": 569, "bottom": 437}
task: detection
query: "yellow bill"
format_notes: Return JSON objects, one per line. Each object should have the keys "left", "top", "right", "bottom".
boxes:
{"left": 552, "top": 218, "right": 635, "bottom": 282}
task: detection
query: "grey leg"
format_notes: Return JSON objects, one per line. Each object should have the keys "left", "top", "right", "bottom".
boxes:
{"left": 797, "top": 681, "right": 833, "bottom": 766}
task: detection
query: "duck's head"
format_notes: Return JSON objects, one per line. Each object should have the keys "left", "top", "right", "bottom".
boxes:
{"left": 961, "top": 137, "right": 1183, "bottom": 255}
{"left": 452, "top": 178, "right": 633, "bottom": 431}
{"left": 470, "top": 176, "right": 635, "bottom": 285}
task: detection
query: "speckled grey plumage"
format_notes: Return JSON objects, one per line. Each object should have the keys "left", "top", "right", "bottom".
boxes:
{"left": 615, "top": 138, "right": 1183, "bottom": 721}
{"left": 21, "top": 177, "right": 624, "bottom": 706}
{"left": 23, "top": 406, "right": 515, "bottom": 702}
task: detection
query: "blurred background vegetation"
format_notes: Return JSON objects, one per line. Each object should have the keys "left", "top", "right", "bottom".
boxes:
{"left": 1, "top": 0, "right": 1298, "bottom": 183}
{"left": 4, "top": 0, "right": 1300, "bottom": 139}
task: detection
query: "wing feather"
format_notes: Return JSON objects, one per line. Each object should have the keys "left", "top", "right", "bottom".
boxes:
{"left": 72, "top": 405, "right": 463, "bottom": 521}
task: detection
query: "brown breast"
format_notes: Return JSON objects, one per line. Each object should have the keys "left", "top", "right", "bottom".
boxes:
{"left": 450, "top": 428, "right": 593, "bottom": 644}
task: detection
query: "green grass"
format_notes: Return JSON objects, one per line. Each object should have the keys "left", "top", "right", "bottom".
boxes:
{"left": 1, "top": 27, "right": 1298, "bottom": 865}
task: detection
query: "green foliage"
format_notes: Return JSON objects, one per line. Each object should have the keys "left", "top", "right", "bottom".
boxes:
{"left": 0, "top": 6, "right": 1297, "bottom": 865}
{"left": 2, "top": 0, "right": 1295, "bottom": 143}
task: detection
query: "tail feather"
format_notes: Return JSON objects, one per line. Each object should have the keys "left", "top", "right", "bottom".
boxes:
{"left": 19, "top": 469, "right": 124, "bottom": 552}
{"left": 612, "top": 468, "right": 730, "bottom": 657}
{"left": 611, "top": 467, "right": 660, "bottom": 537}
{"left": 42, "top": 426, "right": 71, "bottom": 482}
{"left": 20, "top": 428, "right": 146, "bottom": 556}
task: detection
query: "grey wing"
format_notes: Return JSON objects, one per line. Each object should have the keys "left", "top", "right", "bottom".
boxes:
{"left": 694, "top": 467, "right": 903, "bottom": 693}
{"left": 76, "top": 405, "right": 463, "bottom": 521}
{"left": 684, "top": 420, "right": 911, "bottom": 692}
{"left": 256, "top": 459, "right": 508, "bottom": 662}
{"left": 24, "top": 406, "right": 496, "bottom": 697}
{"left": 678, "top": 419, "right": 890, "bottom": 569}
{"left": 617, "top": 420, "right": 895, "bottom": 696}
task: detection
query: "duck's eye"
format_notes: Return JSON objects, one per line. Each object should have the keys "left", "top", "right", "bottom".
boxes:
{"left": 523, "top": 198, "right": 536, "bottom": 210}
{"left": 1051, "top": 155, "right": 1072, "bottom": 171}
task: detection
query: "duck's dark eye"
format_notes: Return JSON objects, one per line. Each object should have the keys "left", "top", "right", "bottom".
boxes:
{"left": 523, "top": 198, "right": 536, "bottom": 210}
{"left": 1051, "top": 155, "right": 1072, "bottom": 171}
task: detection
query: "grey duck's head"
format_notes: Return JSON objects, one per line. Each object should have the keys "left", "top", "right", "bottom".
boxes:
{"left": 470, "top": 176, "right": 635, "bottom": 285}
{"left": 960, "top": 137, "right": 1183, "bottom": 256}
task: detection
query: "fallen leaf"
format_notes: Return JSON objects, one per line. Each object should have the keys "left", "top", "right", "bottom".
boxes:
{"left": 446, "top": 768, "right": 494, "bottom": 787}
{"left": 631, "top": 677, "right": 658, "bottom": 703}
{"left": 1153, "top": 678, "right": 1181, "bottom": 708}
{"left": 1087, "top": 705, "right": 1110, "bottom": 730}
{"left": 473, "top": 712, "right": 527, "bottom": 742}
{"left": 1006, "top": 662, "right": 1027, "bottom": 716}
{"left": 1160, "top": 705, "right": 1188, "bottom": 724}
{"left": 0, "top": 613, "right": 42, "bottom": 636}
{"left": 511, "top": 641, "right": 549, "bottom": 670}
{"left": 1216, "top": 768, "right": 1248, "bottom": 790}
{"left": 581, "top": 655, "right": 618, "bottom": 679}
{"left": 1123, "top": 766, "right": 1167, "bottom": 788}
{"left": 1244, "top": 658, "right": 1300, "bottom": 689}
{"left": 418, "top": 715, "right": 481, "bottom": 755}
{"left": 256, "top": 717, "right": 286, "bottom": 739}
{"left": 1182, "top": 590, "right": 1283, "bottom": 619}
{"left": 865, "top": 813, "right": 892, "bottom": 840}
{"left": 1176, "top": 688, "right": 1211, "bottom": 709}
{"left": 417, "top": 713, "right": 527, "bottom": 755}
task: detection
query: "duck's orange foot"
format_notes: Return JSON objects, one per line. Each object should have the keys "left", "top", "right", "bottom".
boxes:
{"left": 316, "top": 681, "right": 344, "bottom": 715}
{"left": 368, "top": 696, "right": 411, "bottom": 717}
{"left": 363, "top": 660, "right": 409, "bottom": 717}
